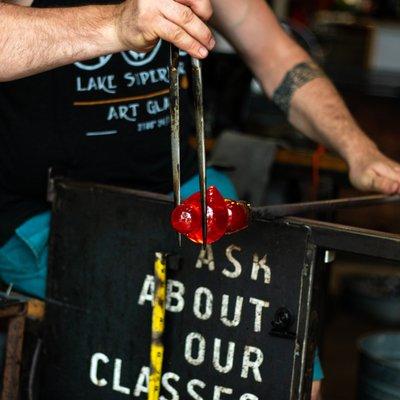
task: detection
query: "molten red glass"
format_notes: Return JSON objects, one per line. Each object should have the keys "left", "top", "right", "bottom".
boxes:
{"left": 225, "top": 199, "right": 250, "bottom": 234}
{"left": 170, "top": 203, "right": 200, "bottom": 234}
{"left": 171, "top": 186, "right": 250, "bottom": 244}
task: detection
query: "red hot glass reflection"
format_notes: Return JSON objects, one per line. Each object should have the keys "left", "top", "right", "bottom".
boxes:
{"left": 171, "top": 186, "right": 250, "bottom": 244}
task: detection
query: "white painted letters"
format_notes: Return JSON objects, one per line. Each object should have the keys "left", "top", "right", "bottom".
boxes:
{"left": 241, "top": 346, "right": 264, "bottom": 383}
{"left": 213, "top": 338, "right": 235, "bottom": 374}
{"left": 251, "top": 254, "right": 271, "bottom": 285}
{"left": 133, "top": 366, "right": 149, "bottom": 397}
{"left": 185, "top": 332, "right": 206, "bottom": 366}
{"left": 196, "top": 245, "right": 215, "bottom": 271}
{"left": 113, "top": 359, "right": 130, "bottom": 394}
{"left": 166, "top": 279, "right": 185, "bottom": 313}
{"left": 220, "top": 295, "right": 243, "bottom": 327}
{"left": 193, "top": 287, "right": 213, "bottom": 320}
{"left": 138, "top": 275, "right": 155, "bottom": 306}
{"left": 138, "top": 276, "right": 185, "bottom": 312}
{"left": 213, "top": 386, "right": 233, "bottom": 399}
{"left": 187, "top": 379, "right": 206, "bottom": 400}
{"left": 160, "top": 372, "right": 180, "bottom": 400}
{"left": 91, "top": 244, "right": 274, "bottom": 398}
{"left": 249, "top": 298, "right": 270, "bottom": 333}
{"left": 89, "top": 352, "right": 109, "bottom": 387}
{"left": 223, "top": 245, "right": 242, "bottom": 278}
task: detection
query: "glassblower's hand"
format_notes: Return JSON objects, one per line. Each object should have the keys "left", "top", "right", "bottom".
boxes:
{"left": 348, "top": 146, "right": 400, "bottom": 194}
{"left": 113, "top": 0, "right": 215, "bottom": 58}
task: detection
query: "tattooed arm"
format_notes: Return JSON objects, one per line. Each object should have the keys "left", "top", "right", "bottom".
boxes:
{"left": 211, "top": 0, "right": 400, "bottom": 194}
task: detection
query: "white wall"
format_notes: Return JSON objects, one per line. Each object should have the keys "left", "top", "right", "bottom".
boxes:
{"left": 370, "top": 23, "right": 400, "bottom": 72}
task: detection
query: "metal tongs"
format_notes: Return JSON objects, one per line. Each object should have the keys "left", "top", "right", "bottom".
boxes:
{"left": 169, "top": 45, "right": 207, "bottom": 248}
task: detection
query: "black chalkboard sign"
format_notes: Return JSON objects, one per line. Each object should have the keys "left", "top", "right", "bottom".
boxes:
{"left": 40, "top": 181, "right": 318, "bottom": 400}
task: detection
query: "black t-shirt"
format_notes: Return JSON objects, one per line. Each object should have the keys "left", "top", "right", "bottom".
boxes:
{"left": 0, "top": 0, "right": 197, "bottom": 245}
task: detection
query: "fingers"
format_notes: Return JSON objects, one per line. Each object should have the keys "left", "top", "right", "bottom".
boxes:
{"left": 351, "top": 165, "right": 400, "bottom": 194}
{"left": 174, "top": 0, "right": 213, "bottom": 21}
{"left": 370, "top": 174, "right": 400, "bottom": 194}
{"left": 374, "top": 161, "right": 400, "bottom": 185}
{"left": 116, "top": 0, "right": 214, "bottom": 57}
{"left": 351, "top": 153, "right": 400, "bottom": 194}
{"left": 156, "top": 18, "right": 210, "bottom": 58}
{"left": 161, "top": 0, "right": 215, "bottom": 53}
{"left": 367, "top": 160, "right": 400, "bottom": 194}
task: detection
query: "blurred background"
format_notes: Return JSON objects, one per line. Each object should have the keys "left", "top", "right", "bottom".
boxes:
{"left": 199, "top": 1, "right": 400, "bottom": 398}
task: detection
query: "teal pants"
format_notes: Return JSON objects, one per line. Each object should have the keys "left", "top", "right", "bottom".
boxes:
{"left": 0, "top": 168, "right": 323, "bottom": 379}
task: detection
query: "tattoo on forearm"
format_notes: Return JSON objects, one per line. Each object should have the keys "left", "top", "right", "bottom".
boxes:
{"left": 272, "top": 61, "right": 325, "bottom": 114}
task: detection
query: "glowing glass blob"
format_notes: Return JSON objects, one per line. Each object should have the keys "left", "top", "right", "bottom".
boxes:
{"left": 171, "top": 186, "right": 250, "bottom": 244}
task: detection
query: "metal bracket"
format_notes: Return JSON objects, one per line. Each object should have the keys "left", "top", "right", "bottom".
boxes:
{"left": 269, "top": 307, "right": 296, "bottom": 339}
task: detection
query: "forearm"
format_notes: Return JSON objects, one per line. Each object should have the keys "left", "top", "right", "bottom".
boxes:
{"left": 0, "top": 3, "right": 122, "bottom": 81}
{"left": 287, "top": 70, "right": 378, "bottom": 162}
{"left": 211, "top": 0, "right": 377, "bottom": 163}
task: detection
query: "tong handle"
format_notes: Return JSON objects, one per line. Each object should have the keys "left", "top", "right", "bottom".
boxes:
{"left": 170, "top": 45, "right": 181, "bottom": 208}
{"left": 192, "top": 57, "right": 208, "bottom": 247}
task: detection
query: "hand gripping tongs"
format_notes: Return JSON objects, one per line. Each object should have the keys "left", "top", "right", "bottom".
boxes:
{"left": 169, "top": 45, "right": 207, "bottom": 248}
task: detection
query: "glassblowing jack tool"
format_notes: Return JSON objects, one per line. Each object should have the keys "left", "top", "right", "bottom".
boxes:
{"left": 169, "top": 45, "right": 207, "bottom": 248}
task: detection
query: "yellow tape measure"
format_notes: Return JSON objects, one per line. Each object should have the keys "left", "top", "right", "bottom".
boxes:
{"left": 148, "top": 252, "right": 167, "bottom": 400}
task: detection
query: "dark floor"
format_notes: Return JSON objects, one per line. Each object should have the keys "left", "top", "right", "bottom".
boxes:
{"left": 321, "top": 307, "right": 380, "bottom": 400}
{"left": 320, "top": 258, "right": 400, "bottom": 400}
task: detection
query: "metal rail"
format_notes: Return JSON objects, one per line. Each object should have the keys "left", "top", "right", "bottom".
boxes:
{"left": 252, "top": 194, "right": 400, "bottom": 220}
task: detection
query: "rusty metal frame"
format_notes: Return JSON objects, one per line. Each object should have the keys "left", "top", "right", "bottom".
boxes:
{"left": 0, "top": 298, "right": 28, "bottom": 400}
{"left": 289, "top": 217, "right": 400, "bottom": 262}
{"left": 290, "top": 239, "right": 317, "bottom": 400}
